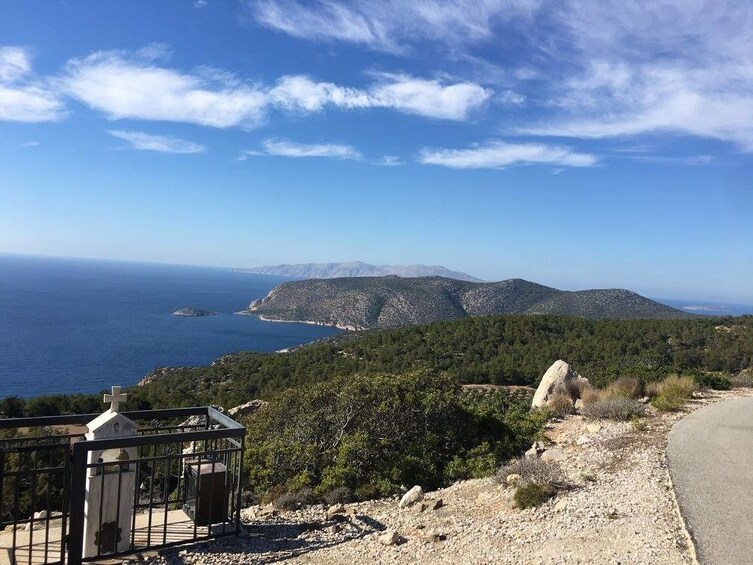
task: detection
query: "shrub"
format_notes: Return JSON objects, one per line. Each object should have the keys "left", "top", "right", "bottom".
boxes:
{"left": 650, "top": 376, "right": 697, "bottom": 412}
{"left": 245, "top": 371, "right": 545, "bottom": 502}
{"left": 272, "top": 492, "right": 301, "bottom": 511}
{"left": 261, "top": 484, "right": 287, "bottom": 505}
{"left": 731, "top": 370, "right": 753, "bottom": 388}
{"left": 644, "top": 381, "right": 662, "bottom": 398}
{"left": 514, "top": 483, "right": 557, "bottom": 509}
{"left": 445, "top": 442, "right": 497, "bottom": 480}
{"left": 691, "top": 372, "right": 732, "bottom": 391}
{"left": 272, "top": 487, "right": 318, "bottom": 510}
{"left": 581, "top": 397, "right": 645, "bottom": 421}
{"left": 323, "top": 486, "right": 352, "bottom": 506}
{"left": 496, "top": 456, "right": 564, "bottom": 487}
{"left": 546, "top": 386, "right": 575, "bottom": 418}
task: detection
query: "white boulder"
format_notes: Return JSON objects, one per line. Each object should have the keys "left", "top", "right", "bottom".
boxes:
{"left": 228, "top": 399, "right": 267, "bottom": 418}
{"left": 399, "top": 485, "right": 424, "bottom": 508}
{"left": 532, "top": 360, "right": 589, "bottom": 408}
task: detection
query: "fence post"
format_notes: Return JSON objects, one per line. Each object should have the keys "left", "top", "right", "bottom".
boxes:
{"left": 67, "top": 442, "right": 87, "bottom": 565}
{"left": 236, "top": 435, "right": 244, "bottom": 535}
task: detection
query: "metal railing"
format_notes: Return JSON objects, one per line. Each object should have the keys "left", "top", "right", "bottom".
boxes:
{"left": 0, "top": 407, "right": 245, "bottom": 564}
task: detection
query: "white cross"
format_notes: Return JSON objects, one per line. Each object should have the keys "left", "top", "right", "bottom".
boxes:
{"left": 103, "top": 386, "right": 127, "bottom": 413}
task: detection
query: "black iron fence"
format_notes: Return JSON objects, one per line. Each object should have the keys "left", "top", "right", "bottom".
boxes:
{"left": 0, "top": 407, "right": 245, "bottom": 564}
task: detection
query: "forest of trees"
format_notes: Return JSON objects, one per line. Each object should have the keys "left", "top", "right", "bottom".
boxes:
{"left": 2, "top": 314, "right": 751, "bottom": 417}
{"left": 2, "top": 313, "right": 751, "bottom": 508}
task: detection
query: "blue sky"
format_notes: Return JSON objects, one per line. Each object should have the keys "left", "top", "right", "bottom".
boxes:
{"left": 1, "top": 0, "right": 752, "bottom": 303}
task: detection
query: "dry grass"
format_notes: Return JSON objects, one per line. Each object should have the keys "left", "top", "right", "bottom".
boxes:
{"left": 564, "top": 377, "right": 589, "bottom": 399}
{"left": 649, "top": 376, "right": 697, "bottom": 412}
{"left": 581, "top": 396, "right": 646, "bottom": 421}
{"left": 603, "top": 376, "right": 642, "bottom": 399}
{"left": 580, "top": 376, "right": 641, "bottom": 407}
{"left": 580, "top": 384, "right": 601, "bottom": 405}
{"left": 497, "top": 456, "right": 565, "bottom": 487}
{"left": 547, "top": 386, "right": 575, "bottom": 418}
{"left": 731, "top": 370, "right": 753, "bottom": 388}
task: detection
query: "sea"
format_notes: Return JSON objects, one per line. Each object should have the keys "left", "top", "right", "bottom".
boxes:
{"left": 0, "top": 255, "right": 342, "bottom": 399}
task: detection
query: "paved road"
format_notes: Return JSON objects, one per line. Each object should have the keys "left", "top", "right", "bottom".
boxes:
{"left": 667, "top": 398, "right": 753, "bottom": 565}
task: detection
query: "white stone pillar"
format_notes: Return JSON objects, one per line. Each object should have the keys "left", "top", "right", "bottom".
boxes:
{"left": 82, "top": 387, "right": 139, "bottom": 557}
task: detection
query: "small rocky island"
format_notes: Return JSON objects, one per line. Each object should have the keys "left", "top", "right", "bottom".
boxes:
{"left": 172, "top": 307, "right": 218, "bottom": 317}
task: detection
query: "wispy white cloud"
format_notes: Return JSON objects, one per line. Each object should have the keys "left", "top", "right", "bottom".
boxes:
{"left": 63, "top": 50, "right": 268, "bottom": 128}
{"left": 108, "top": 130, "right": 206, "bottom": 154}
{"left": 245, "top": 139, "right": 362, "bottom": 160}
{"left": 514, "top": 1, "right": 753, "bottom": 152}
{"left": 521, "top": 60, "right": 753, "bottom": 151}
{"left": 248, "top": 1, "right": 753, "bottom": 153}
{"left": 194, "top": 0, "right": 208, "bottom": 8}
{"left": 0, "top": 46, "right": 65, "bottom": 123}
{"left": 248, "top": 0, "right": 540, "bottom": 53}
{"left": 0, "top": 46, "right": 31, "bottom": 82}
{"left": 20, "top": 140, "right": 40, "bottom": 147}
{"left": 497, "top": 90, "right": 526, "bottom": 107}
{"left": 419, "top": 140, "right": 597, "bottom": 169}
{"left": 61, "top": 49, "right": 490, "bottom": 127}
{"left": 375, "top": 155, "right": 402, "bottom": 166}
{"left": 270, "top": 73, "right": 489, "bottom": 120}
{"left": 366, "top": 73, "right": 490, "bottom": 120}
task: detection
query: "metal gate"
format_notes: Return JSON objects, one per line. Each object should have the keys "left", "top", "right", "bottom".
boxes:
{"left": 1, "top": 407, "right": 244, "bottom": 565}
{"left": 0, "top": 424, "right": 80, "bottom": 565}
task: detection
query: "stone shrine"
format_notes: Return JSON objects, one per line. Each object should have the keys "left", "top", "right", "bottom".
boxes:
{"left": 82, "top": 386, "right": 138, "bottom": 557}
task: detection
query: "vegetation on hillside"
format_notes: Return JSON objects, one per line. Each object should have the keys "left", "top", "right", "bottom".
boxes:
{"left": 246, "top": 276, "right": 689, "bottom": 329}
{"left": 1, "top": 314, "right": 751, "bottom": 512}
{"left": 2, "top": 314, "right": 751, "bottom": 417}
{"left": 243, "top": 370, "right": 546, "bottom": 503}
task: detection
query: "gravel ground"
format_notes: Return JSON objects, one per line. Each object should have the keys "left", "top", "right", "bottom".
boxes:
{"left": 146, "top": 388, "right": 753, "bottom": 565}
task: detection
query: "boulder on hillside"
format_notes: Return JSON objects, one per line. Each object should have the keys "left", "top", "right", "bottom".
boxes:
{"left": 228, "top": 399, "right": 267, "bottom": 418}
{"left": 532, "top": 360, "right": 589, "bottom": 409}
{"left": 399, "top": 485, "right": 424, "bottom": 508}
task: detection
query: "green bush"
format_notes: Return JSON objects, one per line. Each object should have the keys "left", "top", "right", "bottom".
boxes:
{"left": 691, "top": 372, "right": 732, "bottom": 390}
{"left": 514, "top": 483, "right": 557, "bottom": 509}
{"left": 244, "top": 371, "right": 545, "bottom": 502}
{"left": 445, "top": 443, "right": 497, "bottom": 480}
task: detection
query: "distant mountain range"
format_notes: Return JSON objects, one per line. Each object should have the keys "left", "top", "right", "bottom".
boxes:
{"left": 239, "top": 261, "right": 482, "bottom": 282}
{"left": 242, "top": 276, "right": 690, "bottom": 330}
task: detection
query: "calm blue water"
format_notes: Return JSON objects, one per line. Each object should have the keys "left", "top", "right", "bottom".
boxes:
{"left": 0, "top": 255, "right": 342, "bottom": 398}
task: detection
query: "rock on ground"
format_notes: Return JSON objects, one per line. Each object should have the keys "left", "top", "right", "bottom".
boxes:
{"left": 398, "top": 486, "right": 423, "bottom": 509}
{"left": 228, "top": 399, "right": 267, "bottom": 418}
{"left": 532, "top": 359, "right": 588, "bottom": 408}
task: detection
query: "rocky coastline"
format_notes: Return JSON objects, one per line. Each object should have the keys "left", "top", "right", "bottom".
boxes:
{"left": 236, "top": 296, "right": 362, "bottom": 331}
